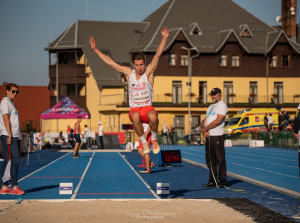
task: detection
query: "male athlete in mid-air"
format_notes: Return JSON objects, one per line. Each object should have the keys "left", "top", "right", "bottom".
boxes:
{"left": 89, "top": 27, "right": 169, "bottom": 173}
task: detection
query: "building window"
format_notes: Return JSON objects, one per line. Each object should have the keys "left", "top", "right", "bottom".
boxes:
{"left": 231, "top": 55, "right": 240, "bottom": 67}
{"left": 223, "top": 81, "right": 233, "bottom": 104}
{"left": 249, "top": 82, "right": 258, "bottom": 104}
{"left": 172, "top": 81, "right": 182, "bottom": 104}
{"left": 269, "top": 55, "right": 277, "bottom": 67}
{"left": 168, "top": 54, "right": 176, "bottom": 66}
{"left": 219, "top": 55, "right": 227, "bottom": 67}
{"left": 174, "top": 115, "right": 185, "bottom": 138}
{"left": 181, "top": 55, "right": 188, "bottom": 66}
{"left": 273, "top": 82, "right": 283, "bottom": 104}
{"left": 281, "top": 55, "right": 289, "bottom": 67}
{"left": 198, "top": 81, "right": 207, "bottom": 104}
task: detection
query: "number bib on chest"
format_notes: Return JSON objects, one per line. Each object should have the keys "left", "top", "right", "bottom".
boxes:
{"left": 133, "top": 90, "right": 150, "bottom": 106}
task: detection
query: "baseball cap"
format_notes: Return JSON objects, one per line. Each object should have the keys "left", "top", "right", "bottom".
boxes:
{"left": 98, "top": 122, "right": 102, "bottom": 124}
{"left": 209, "top": 88, "right": 222, "bottom": 96}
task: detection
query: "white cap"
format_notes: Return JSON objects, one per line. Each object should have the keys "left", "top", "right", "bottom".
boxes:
{"left": 98, "top": 122, "right": 102, "bottom": 124}
{"left": 298, "top": 104, "right": 300, "bottom": 110}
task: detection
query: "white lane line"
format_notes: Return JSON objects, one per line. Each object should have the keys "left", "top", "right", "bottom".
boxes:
{"left": 71, "top": 152, "right": 95, "bottom": 200}
{"left": 18, "top": 152, "right": 71, "bottom": 183}
{"left": 226, "top": 149, "right": 296, "bottom": 159}
{"left": 181, "top": 151, "right": 204, "bottom": 158}
{"left": 183, "top": 158, "right": 300, "bottom": 198}
{"left": 118, "top": 152, "right": 160, "bottom": 199}
{"left": 182, "top": 149, "right": 297, "bottom": 167}
{"left": 227, "top": 154, "right": 297, "bottom": 169}
{"left": 181, "top": 150, "right": 298, "bottom": 177}
{"left": 230, "top": 162, "right": 298, "bottom": 179}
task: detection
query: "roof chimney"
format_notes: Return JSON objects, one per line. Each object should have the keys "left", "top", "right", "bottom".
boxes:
{"left": 281, "top": 0, "right": 297, "bottom": 41}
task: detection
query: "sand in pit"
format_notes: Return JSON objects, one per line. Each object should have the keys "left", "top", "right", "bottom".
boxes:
{"left": 0, "top": 199, "right": 254, "bottom": 223}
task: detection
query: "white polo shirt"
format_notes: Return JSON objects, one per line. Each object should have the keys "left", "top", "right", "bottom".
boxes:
{"left": 98, "top": 125, "right": 103, "bottom": 136}
{"left": 0, "top": 97, "right": 21, "bottom": 138}
{"left": 205, "top": 100, "right": 228, "bottom": 136}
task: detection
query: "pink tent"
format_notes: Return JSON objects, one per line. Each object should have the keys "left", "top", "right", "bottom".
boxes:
{"left": 40, "top": 96, "right": 89, "bottom": 119}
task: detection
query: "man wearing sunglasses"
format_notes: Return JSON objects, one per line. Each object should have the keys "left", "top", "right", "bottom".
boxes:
{"left": 0, "top": 82, "right": 25, "bottom": 195}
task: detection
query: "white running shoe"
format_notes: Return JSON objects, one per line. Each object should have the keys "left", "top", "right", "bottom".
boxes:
{"left": 143, "top": 143, "right": 150, "bottom": 154}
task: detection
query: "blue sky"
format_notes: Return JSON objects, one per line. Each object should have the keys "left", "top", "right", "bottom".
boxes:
{"left": 0, "top": 0, "right": 297, "bottom": 86}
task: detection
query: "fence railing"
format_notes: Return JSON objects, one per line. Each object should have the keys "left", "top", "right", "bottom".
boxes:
{"left": 251, "top": 131, "right": 298, "bottom": 148}
{"left": 152, "top": 94, "right": 300, "bottom": 104}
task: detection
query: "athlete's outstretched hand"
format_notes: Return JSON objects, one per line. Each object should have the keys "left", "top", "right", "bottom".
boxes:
{"left": 161, "top": 27, "right": 169, "bottom": 38}
{"left": 89, "top": 36, "right": 96, "bottom": 50}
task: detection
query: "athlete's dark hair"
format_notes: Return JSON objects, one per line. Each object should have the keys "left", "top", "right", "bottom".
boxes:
{"left": 132, "top": 52, "right": 145, "bottom": 63}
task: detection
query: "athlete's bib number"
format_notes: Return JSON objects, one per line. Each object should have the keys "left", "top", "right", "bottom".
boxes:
{"left": 133, "top": 90, "right": 150, "bottom": 105}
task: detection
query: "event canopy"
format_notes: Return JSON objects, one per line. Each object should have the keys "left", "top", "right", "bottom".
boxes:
{"left": 40, "top": 96, "right": 90, "bottom": 119}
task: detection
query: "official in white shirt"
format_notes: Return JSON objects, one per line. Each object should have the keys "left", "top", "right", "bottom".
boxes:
{"left": 201, "top": 88, "right": 228, "bottom": 188}
{"left": 98, "top": 122, "right": 104, "bottom": 149}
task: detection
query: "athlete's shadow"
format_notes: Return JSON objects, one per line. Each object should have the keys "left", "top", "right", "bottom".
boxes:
{"left": 150, "top": 169, "right": 169, "bottom": 173}
{"left": 25, "top": 185, "right": 58, "bottom": 193}
{"left": 226, "top": 179, "right": 243, "bottom": 187}
{"left": 160, "top": 188, "right": 213, "bottom": 198}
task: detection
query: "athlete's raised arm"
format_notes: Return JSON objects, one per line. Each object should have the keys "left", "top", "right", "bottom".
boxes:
{"left": 89, "top": 36, "right": 132, "bottom": 79}
{"left": 146, "top": 27, "right": 169, "bottom": 76}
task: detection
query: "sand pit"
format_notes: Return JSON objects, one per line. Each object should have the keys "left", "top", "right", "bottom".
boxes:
{"left": 0, "top": 199, "right": 254, "bottom": 223}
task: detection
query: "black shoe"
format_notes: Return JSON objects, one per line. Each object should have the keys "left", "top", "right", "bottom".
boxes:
{"left": 202, "top": 182, "right": 216, "bottom": 187}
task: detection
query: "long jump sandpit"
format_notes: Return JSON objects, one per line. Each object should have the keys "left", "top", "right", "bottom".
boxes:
{"left": 0, "top": 199, "right": 256, "bottom": 223}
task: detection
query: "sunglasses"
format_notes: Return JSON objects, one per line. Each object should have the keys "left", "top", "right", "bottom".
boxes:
{"left": 11, "top": 90, "right": 19, "bottom": 94}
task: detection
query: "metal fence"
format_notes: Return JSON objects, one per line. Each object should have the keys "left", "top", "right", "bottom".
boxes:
{"left": 251, "top": 131, "right": 298, "bottom": 148}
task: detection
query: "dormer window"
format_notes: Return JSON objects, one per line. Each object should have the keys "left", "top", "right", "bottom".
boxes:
{"left": 189, "top": 23, "right": 203, "bottom": 36}
{"left": 239, "top": 25, "right": 253, "bottom": 38}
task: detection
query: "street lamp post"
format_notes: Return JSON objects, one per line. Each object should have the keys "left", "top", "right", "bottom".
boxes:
{"left": 56, "top": 53, "right": 59, "bottom": 132}
{"left": 181, "top": 47, "right": 199, "bottom": 143}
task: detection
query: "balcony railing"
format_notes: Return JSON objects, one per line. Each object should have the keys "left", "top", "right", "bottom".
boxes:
{"left": 152, "top": 94, "right": 300, "bottom": 105}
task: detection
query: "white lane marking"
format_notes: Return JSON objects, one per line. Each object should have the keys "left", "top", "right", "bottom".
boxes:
{"left": 18, "top": 152, "right": 71, "bottom": 183}
{"left": 118, "top": 152, "right": 160, "bottom": 199}
{"left": 181, "top": 148, "right": 297, "bottom": 167}
{"left": 226, "top": 154, "right": 297, "bottom": 169}
{"left": 183, "top": 158, "right": 300, "bottom": 198}
{"left": 71, "top": 152, "right": 95, "bottom": 199}
{"left": 229, "top": 162, "right": 299, "bottom": 179}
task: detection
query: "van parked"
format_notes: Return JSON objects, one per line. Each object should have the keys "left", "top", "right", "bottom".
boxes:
{"left": 226, "top": 108, "right": 282, "bottom": 134}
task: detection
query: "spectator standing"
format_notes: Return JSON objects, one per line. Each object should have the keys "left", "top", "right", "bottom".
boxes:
{"left": 268, "top": 114, "right": 274, "bottom": 131}
{"left": 84, "top": 125, "right": 92, "bottom": 149}
{"left": 170, "top": 126, "right": 176, "bottom": 145}
{"left": 283, "top": 111, "right": 290, "bottom": 129}
{"left": 264, "top": 113, "right": 268, "bottom": 130}
{"left": 0, "top": 82, "right": 25, "bottom": 195}
{"left": 98, "top": 122, "right": 104, "bottom": 149}
{"left": 162, "top": 124, "right": 170, "bottom": 145}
